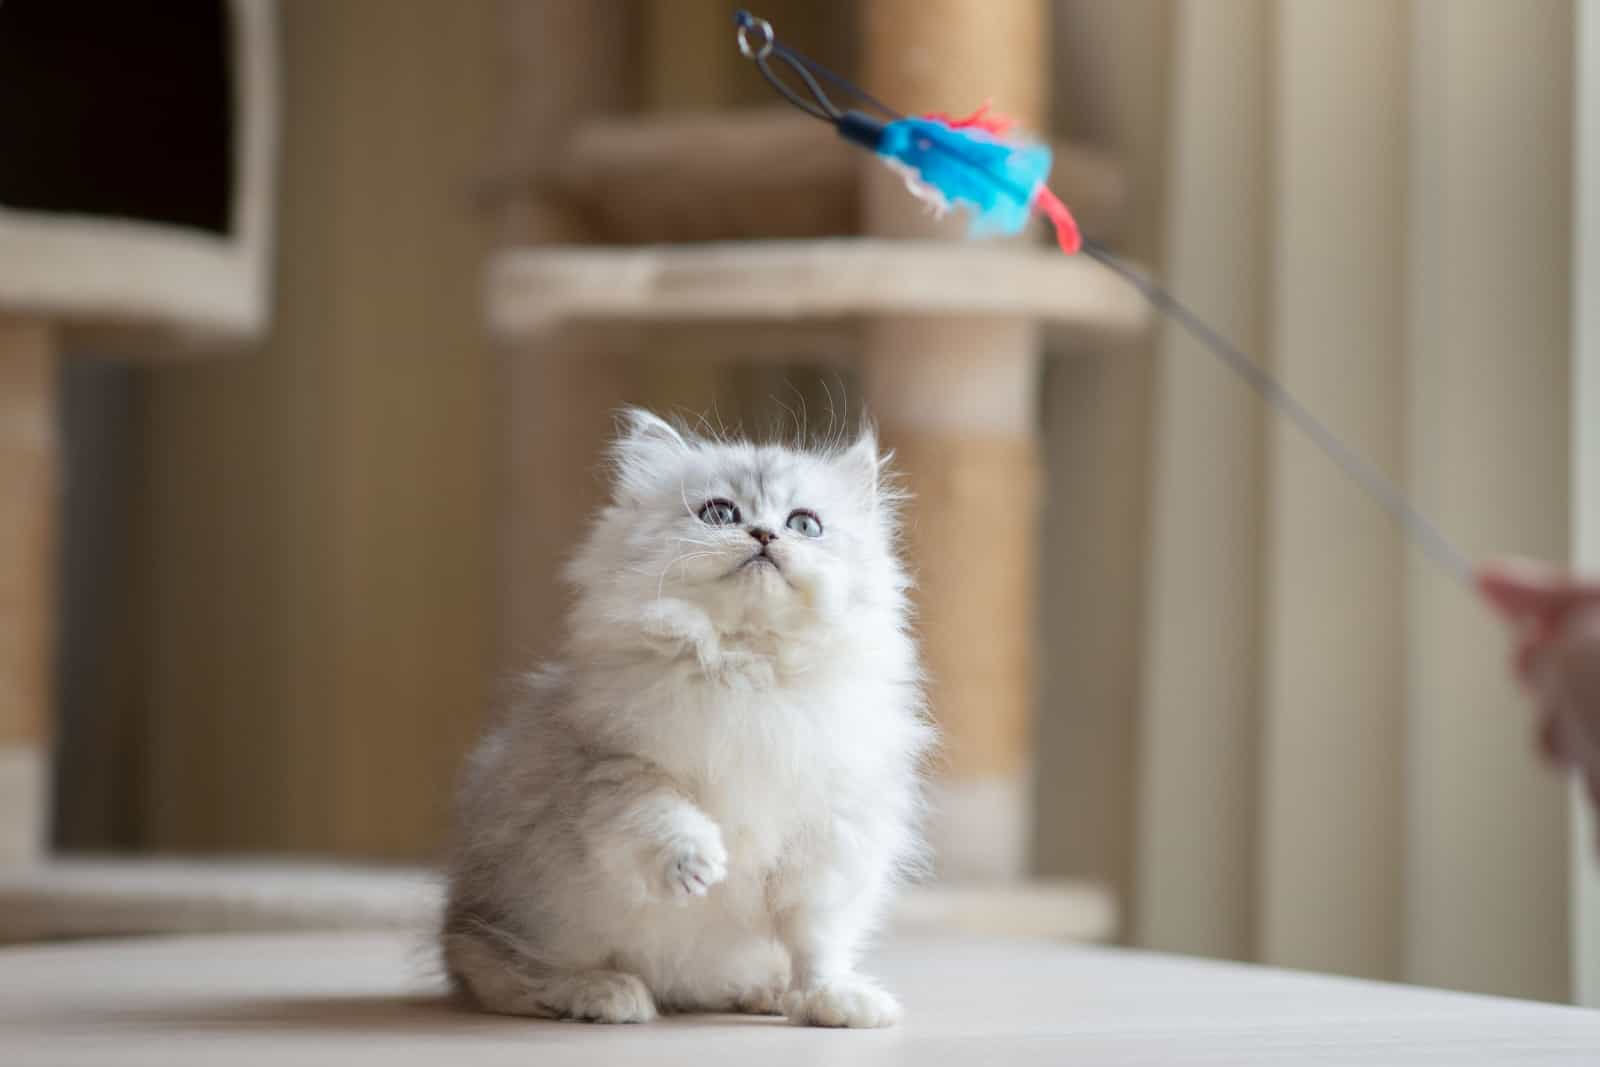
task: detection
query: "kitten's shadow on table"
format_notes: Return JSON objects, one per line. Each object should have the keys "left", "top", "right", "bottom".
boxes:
{"left": 75, "top": 993, "right": 792, "bottom": 1035}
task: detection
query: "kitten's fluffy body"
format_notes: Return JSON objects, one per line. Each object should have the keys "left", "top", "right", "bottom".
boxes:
{"left": 443, "top": 412, "right": 931, "bottom": 1027}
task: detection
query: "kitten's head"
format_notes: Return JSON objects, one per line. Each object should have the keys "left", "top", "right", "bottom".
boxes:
{"left": 567, "top": 409, "right": 908, "bottom": 647}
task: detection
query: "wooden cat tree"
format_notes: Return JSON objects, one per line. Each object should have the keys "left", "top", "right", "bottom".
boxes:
{"left": 0, "top": 0, "right": 1128, "bottom": 945}
{"left": 488, "top": 0, "right": 1145, "bottom": 907}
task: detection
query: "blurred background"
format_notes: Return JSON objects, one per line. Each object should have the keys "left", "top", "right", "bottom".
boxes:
{"left": 2, "top": 0, "right": 1596, "bottom": 1009}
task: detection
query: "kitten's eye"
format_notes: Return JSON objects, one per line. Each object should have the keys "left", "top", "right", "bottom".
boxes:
{"left": 698, "top": 498, "right": 741, "bottom": 526}
{"left": 786, "top": 509, "right": 823, "bottom": 538}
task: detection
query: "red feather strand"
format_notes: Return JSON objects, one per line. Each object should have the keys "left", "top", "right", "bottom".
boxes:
{"left": 921, "top": 102, "right": 1017, "bottom": 137}
{"left": 917, "top": 103, "right": 1083, "bottom": 256}
{"left": 1033, "top": 186, "right": 1083, "bottom": 256}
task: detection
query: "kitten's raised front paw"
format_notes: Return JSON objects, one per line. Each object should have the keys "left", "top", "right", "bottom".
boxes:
{"left": 660, "top": 826, "right": 728, "bottom": 900}
{"left": 782, "top": 979, "right": 901, "bottom": 1028}
{"left": 637, "top": 599, "right": 715, "bottom": 663}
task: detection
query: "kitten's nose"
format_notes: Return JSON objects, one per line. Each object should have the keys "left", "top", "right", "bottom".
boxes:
{"left": 748, "top": 526, "right": 777, "bottom": 546}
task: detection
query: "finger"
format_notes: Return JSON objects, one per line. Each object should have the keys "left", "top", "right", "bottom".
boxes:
{"left": 1477, "top": 559, "right": 1600, "bottom": 621}
{"left": 1588, "top": 775, "right": 1600, "bottom": 855}
{"left": 1535, "top": 710, "right": 1568, "bottom": 767}
{"left": 1515, "top": 630, "right": 1543, "bottom": 682}
{"left": 1515, "top": 617, "right": 1565, "bottom": 682}
{"left": 1478, "top": 559, "right": 1566, "bottom": 619}
{"left": 1583, "top": 772, "right": 1600, "bottom": 854}
{"left": 1552, "top": 613, "right": 1600, "bottom": 777}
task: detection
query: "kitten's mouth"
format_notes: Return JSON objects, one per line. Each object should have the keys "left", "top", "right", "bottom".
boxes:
{"left": 739, "top": 549, "right": 781, "bottom": 573}
{"left": 730, "top": 548, "right": 791, "bottom": 585}
{"left": 727, "top": 548, "right": 795, "bottom": 590}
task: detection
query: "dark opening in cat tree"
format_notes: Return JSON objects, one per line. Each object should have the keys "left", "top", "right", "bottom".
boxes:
{"left": 0, "top": 0, "right": 232, "bottom": 235}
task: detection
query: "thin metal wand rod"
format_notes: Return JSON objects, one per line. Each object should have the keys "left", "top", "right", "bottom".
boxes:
{"left": 1083, "top": 240, "right": 1474, "bottom": 587}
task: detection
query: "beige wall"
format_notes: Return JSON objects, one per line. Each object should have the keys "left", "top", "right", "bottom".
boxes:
{"left": 1127, "top": 0, "right": 1266, "bottom": 962}
{"left": 135, "top": 0, "right": 494, "bottom": 857}
{"left": 1032, "top": 0, "right": 1171, "bottom": 913}
{"left": 1133, "top": 0, "right": 1574, "bottom": 1002}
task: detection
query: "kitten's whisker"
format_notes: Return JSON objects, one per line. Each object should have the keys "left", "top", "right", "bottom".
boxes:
{"left": 794, "top": 380, "right": 809, "bottom": 451}
{"left": 640, "top": 552, "right": 715, "bottom": 576}
{"left": 625, "top": 550, "right": 717, "bottom": 578}
{"left": 770, "top": 387, "right": 801, "bottom": 449}
{"left": 678, "top": 479, "right": 708, "bottom": 525}
{"left": 689, "top": 407, "right": 718, "bottom": 442}
{"left": 666, "top": 541, "right": 721, "bottom": 556}
{"left": 820, "top": 376, "right": 840, "bottom": 452}
{"left": 654, "top": 549, "right": 720, "bottom": 599}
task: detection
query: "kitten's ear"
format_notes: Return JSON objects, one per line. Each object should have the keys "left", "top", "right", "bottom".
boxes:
{"left": 609, "top": 408, "right": 689, "bottom": 502}
{"left": 838, "top": 425, "right": 884, "bottom": 502}
{"left": 617, "top": 407, "right": 686, "bottom": 450}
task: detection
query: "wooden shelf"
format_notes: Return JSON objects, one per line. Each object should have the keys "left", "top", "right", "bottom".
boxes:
{"left": 485, "top": 107, "right": 1127, "bottom": 245}
{"left": 0, "top": 858, "right": 1116, "bottom": 945}
{"left": 487, "top": 239, "right": 1150, "bottom": 347}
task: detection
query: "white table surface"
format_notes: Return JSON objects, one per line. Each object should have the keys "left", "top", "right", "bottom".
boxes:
{"left": 2, "top": 931, "right": 1597, "bottom": 1065}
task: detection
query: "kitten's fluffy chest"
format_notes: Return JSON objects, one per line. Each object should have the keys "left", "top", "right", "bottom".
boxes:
{"left": 619, "top": 662, "right": 895, "bottom": 866}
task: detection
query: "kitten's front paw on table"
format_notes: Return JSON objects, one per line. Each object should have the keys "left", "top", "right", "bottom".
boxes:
{"left": 563, "top": 972, "right": 658, "bottom": 1024}
{"left": 660, "top": 829, "right": 728, "bottom": 900}
{"left": 783, "top": 980, "right": 901, "bottom": 1028}
{"left": 733, "top": 982, "right": 789, "bottom": 1015}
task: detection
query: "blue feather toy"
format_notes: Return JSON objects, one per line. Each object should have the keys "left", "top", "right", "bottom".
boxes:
{"left": 734, "top": 11, "right": 1082, "bottom": 254}
{"left": 859, "top": 112, "right": 1065, "bottom": 242}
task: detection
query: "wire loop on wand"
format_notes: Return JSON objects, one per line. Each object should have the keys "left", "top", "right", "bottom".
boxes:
{"left": 735, "top": 12, "right": 774, "bottom": 60}
{"left": 733, "top": 10, "right": 903, "bottom": 123}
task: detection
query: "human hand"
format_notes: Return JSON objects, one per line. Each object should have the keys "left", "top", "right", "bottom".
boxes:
{"left": 1478, "top": 559, "right": 1600, "bottom": 825}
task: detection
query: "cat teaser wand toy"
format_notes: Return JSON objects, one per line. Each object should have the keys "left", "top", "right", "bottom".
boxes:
{"left": 733, "top": 10, "right": 1474, "bottom": 588}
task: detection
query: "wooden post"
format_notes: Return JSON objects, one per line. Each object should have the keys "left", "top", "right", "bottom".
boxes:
{"left": 858, "top": 0, "right": 1048, "bottom": 881}
{"left": 0, "top": 318, "right": 56, "bottom": 864}
{"left": 490, "top": 0, "right": 633, "bottom": 677}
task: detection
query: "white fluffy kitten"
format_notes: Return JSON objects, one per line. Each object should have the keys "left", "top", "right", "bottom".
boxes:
{"left": 443, "top": 410, "right": 932, "bottom": 1028}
